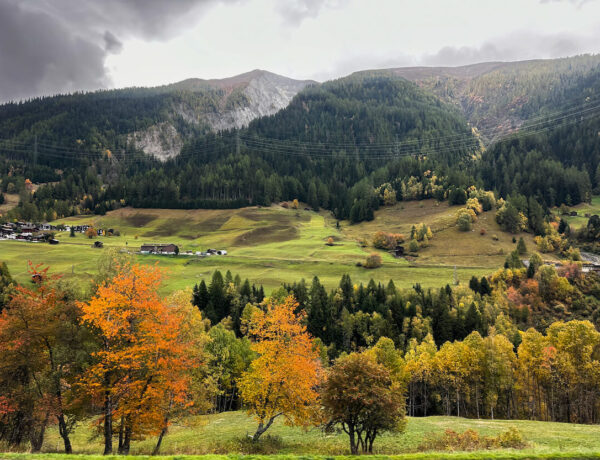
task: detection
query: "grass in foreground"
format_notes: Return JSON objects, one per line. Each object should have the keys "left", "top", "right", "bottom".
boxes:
{"left": 1, "top": 411, "right": 599, "bottom": 459}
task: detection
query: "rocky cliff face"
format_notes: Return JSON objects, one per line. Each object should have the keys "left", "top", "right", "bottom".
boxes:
{"left": 132, "top": 70, "right": 314, "bottom": 160}
{"left": 202, "top": 70, "right": 314, "bottom": 131}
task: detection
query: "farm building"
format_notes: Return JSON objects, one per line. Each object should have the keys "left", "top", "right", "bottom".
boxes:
{"left": 140, "top": 243, "right": 179, "bottom": 255}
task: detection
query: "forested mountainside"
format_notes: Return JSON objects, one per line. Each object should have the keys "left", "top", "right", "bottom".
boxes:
{"left": 0, "top": 69, "right": 313, "bottom": 160}
{"left": 1, "top": 55, "right": 600, "bottom": 227}
{"left": 369, "top": 54, "right": 600, "bottom": 140}
{"left": 1, "top": 74, "right": 482, "bottom": 221}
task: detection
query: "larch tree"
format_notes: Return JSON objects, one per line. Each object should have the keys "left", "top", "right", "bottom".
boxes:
{"left": 239, "top": 295, "right": 322, "bottom": 441}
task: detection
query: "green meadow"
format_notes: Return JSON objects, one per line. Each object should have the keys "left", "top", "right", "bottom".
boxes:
{"left": 2, "top": 411, "right": 600, "bottom": 458}
{"left": 0, "top": 201, "right": 547, "bottom": 293}
{"left": 558, "top": 196, "right": 600, "bottom": 229}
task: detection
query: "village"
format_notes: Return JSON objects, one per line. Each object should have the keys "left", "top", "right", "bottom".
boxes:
{"left": 0, "top": 221, "right": 228, "bottom": 258}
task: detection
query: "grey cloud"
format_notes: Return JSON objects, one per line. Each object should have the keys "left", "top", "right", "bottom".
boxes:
{"left": 0, "top": 1, "right": 109, "bottom": 102}
{"left": 0, "top": 0, "right": 239, "bottom": 102}
{"left": 420, "top": 31, "right": 597, "bottom": 67}
{"left": 540, "top": 0, "right": 593, "bottom": 5}
{"left": 276, "top": 0, "right": 347, "bottom": 26}
{"left": 318, "top": 30, "right": 599, "bottom": 81}
{"left": 103, "top": 31, "right": 123, "bottom": 54}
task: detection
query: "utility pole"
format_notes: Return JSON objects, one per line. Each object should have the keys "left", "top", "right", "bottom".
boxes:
{"left": 236, "top": 131, "right": 240, "bottom": 155}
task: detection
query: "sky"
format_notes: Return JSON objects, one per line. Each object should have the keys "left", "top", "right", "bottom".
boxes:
{"left": 1, "top": 0, "right": 600, "bottom": 102}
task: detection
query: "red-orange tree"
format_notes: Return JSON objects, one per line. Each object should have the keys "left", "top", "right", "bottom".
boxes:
{"left": 79, "top": 263, "right": 209, "bottom": 455}
{"left": 0, "top": 263, "right": 90, "bottom": 453}
{"left": 239, "top": 295, "right": 323, "bottom": 441}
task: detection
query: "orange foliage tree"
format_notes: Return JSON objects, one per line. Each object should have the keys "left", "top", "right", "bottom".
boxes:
{"left": 0, "top": 263, "right": 89, "bottom": 453}
{"left": 78, "top": 263, "right": 210, "bottom": 455}
{"left": 239, "top": 295, "right": 322, "bottom": 441}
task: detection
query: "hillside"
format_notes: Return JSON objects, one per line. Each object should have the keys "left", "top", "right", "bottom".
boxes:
{"left": 357, "top": 55, "right": 600, "bottom": 141}
{"left": 0, "top": 70, "right": 313, "bottom": 160}
{"left": 1, "top": 55, "right": 600, "bottom": 227}
{"left": 14, "top": 410, "right": 600, "bottom": 457}
{"left": 0, "top": 199, "right": 543, "bottom": 294}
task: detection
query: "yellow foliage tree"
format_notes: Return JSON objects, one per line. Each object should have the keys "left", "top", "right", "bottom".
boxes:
{"left": 239, "top": 295, "right": 322, "bottom": 441}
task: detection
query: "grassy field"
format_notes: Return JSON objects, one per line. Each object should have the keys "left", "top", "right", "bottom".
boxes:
{"left": 557, "top": 196, "right": 600, "bottom": 229}
{"left": 2, "top": 410, "right": 600, "bottom": 458}
{"left": 0, "top": 201, "right": 543, "bottom": 294}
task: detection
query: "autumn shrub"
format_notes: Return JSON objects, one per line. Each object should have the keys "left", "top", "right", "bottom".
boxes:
{"left": 364, "top": 253, "right": 382, "bottom": 268}
{"left": 326, "top": 237, "right": 334, "bottom": 246}
{"left": 456, "top": 209, "right": 474, "bottom": 231}
{"left": 372, "top": 231, "right": 404, "bottom": 249}
{"left": 418, "top": 427, "right": 525, "bottom": 452}
{"left": 497, "top": 426, "right": 526, "bottom": 448}
{"left": 237, "top": 435, "right": 284, "bottom": 454}
{"left": 466, "top": 197, "right": 483, "bottom": 215}
{"left": 480, "top": 228, "right": 486, "bottom": 235}
{"left": 281, "top": 202, "right": 289, "bottom": 209}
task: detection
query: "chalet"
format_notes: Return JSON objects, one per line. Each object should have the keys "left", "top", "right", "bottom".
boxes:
{"left": 71, "top": 225, "right": 90, "bottom": 233}
{"left": 1, "top": 224, "right": 15, "bottom": 236}
{"left": 21, "top": 223, "right": 38, "bottom": 233}
{"left": 140, "top": 243, "right": 179, "bottom": 255}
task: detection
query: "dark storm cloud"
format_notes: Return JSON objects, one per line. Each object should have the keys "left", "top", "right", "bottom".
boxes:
{"left": 0, "top": 0, "right": 239, "bottom": 102}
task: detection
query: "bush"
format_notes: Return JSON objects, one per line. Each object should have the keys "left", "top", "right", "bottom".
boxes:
{"left": 364, "top": 253, "right": 382, "bottom": 268}
{"left": 492, "top": 234, "right": 499, "bottom": 241}
{"left": 235, "top": 435, "right": 284, "bottom": 454}
{"left": 456, "top": 208, "right": 476, "bottom": 231}
{"left": 498, "top": 426, "right": 526, "bottom": 449}
{"left": 418, "top": 427, "right": 526, "bottom": 452}
{"left": 326, "top": 237, "right": 334, "bottom": 246}
{"left": 372, "top": 231, "right": 404, "bottom": 249}
{"left": 480, "top": 228, "right": 486, "bottom": 235}
{"left": 408, "top": 239, "right": 419, "bottom": 253}
{"left": 466, "top": 197, "right": 483, "bottom": 215}
{"left": 85, "top": 227, "right": 96, "bottom": 239}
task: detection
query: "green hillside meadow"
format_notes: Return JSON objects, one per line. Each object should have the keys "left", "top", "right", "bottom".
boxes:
{"left": 0, "top": 200, "right": 544, "bottom": 293}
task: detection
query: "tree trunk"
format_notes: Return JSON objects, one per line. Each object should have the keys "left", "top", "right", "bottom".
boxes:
{"left": 348, "top": 427, "right": 358, "bottom": 455}
{"left": 103, "top": 390, "right": 113, "bottom": 455}
{"left": 252, "top": 415, "right": 278, "bottom": 442}
{"left": 30, "top": 411, "right": 49, "bottom": 452}
{"left": 119, "top": 424, "right": 132, "bottom": 455}
{"left": 152, "top": 426, "right": 168, "bottom": 456}
{"left": 57, "top": 413, "right": 72, "bottom": 454}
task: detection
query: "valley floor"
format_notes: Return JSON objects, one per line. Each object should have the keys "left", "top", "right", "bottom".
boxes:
{"left": 2, "top": 411, "right": 600, "bottom": 458}
{"left": 0, "top": 200, "right": 546, "bottom": 293}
